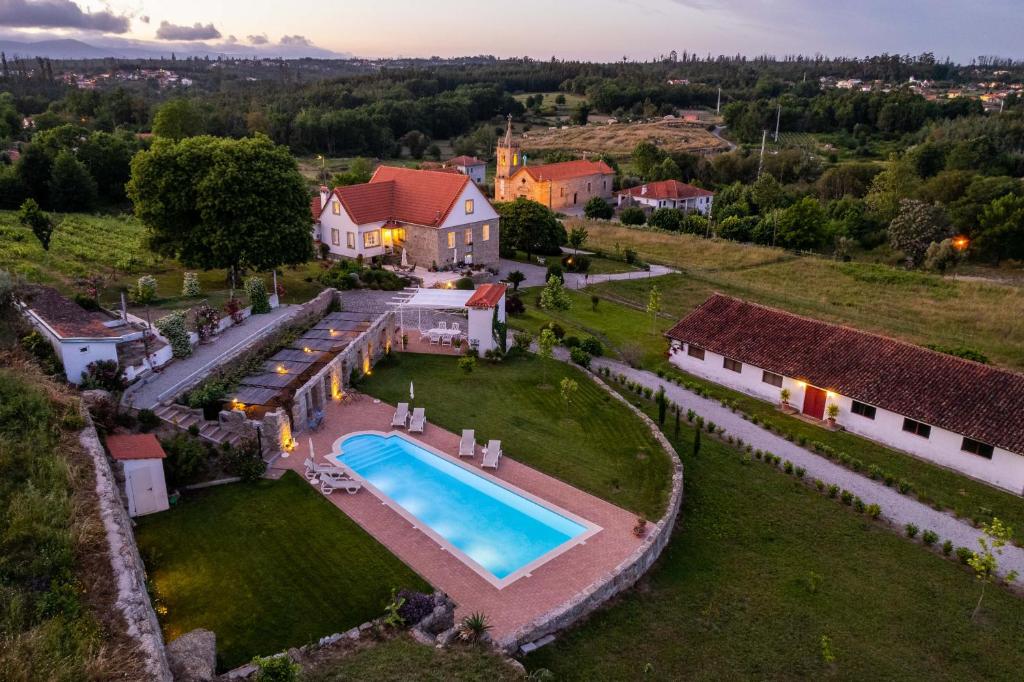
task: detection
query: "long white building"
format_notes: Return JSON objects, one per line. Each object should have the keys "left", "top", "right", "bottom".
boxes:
{"left": 665, "top": 294, "right": 1024, "bottom": 494}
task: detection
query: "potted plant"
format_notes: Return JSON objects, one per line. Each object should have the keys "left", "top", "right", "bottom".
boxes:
{"left": 780, "top": 388, "right": 791, "bottom": 409}
{"left": 401, "top": 333, "right": 409, "bottom": 350}
{"left": 826, "top": 403, "right": 840, "bottom": 428}
{"left": 632, "top": 517, "right": 648, "bottom": 538}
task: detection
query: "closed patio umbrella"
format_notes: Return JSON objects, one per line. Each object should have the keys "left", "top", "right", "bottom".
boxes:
{"left": 410, "top": 381, "right": 415, "bottom": 400}
{"left": 401, "top": 248, "right": 409, "bottom": 268}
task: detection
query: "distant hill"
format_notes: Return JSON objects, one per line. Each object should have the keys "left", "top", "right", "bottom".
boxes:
{"left": 0, "top": 37, "right": 348, "bottom": 61}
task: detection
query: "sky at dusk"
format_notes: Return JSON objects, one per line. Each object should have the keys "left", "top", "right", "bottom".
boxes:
{"left": 0, "top": 0, "right": 1020, "bottom": 61}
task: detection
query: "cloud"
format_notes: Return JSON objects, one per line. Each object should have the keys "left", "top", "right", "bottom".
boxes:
{"left": 224, "top": 34, "right": 237, "bottom": 44}
{"left": 0, "top": 0, "right": 130, "bottom": 33}
{"left": 246, "top": 33, "right": 268, "bottom": 45}
{"left": 155, "top": 20, "right": 221, "bottom": 41}
{"left": 279, "top": 34, "right": 312, "bottom": 47}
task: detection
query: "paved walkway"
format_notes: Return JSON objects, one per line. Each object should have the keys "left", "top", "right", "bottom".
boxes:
{"left": 497, "top": 258, "right": 676, "bottom": 289}
{"left": 123, "top": 304, "right": 297, "bottom": 410}
{"left": 564, "top": 350, "right": 1024, "bottom": 579}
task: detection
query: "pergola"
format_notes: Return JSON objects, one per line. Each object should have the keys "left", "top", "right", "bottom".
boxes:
{"left": 389, "top": 287, "right": 476, "bottom": 332}
{"left": 389, "top": 285, "right": 507, "bottom": 353}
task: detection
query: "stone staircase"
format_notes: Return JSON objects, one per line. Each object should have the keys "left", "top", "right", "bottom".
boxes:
{"left": 153, "top": 403, "right": 244, "bottom": 448}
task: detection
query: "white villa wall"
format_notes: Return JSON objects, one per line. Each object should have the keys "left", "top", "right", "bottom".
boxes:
{"left": 440, "top": 183, "right": 499, "bottom": 229}
{"left": 59, "top": 339, "right": 120, "bottom": 385}
{"left": 617, "top": 194, "right": 713, "bottom": 215}
{"left": 668, "top": 341, "right": 1024, "bottom": 494}
{"left": 457, "top": 164, "right": 486, "bottom": 184}
{"left": 317, "top": 204, "right": 387, "bottom": 260}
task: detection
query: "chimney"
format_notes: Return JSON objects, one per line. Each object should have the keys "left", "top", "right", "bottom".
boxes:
{"left": 641, "top": 185, "right": 648, "bottom": 196}
{"left": 319, "top": 185, "right": 329, "bottom": 209}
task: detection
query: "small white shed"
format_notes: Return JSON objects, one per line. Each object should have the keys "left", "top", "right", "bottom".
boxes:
{"left": 106, "top": 433, "right": 170, "bottom": 517}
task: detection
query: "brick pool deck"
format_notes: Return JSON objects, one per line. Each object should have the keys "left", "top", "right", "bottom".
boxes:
{"left": 272, "top": 394, "right": 643, "bottom": 644}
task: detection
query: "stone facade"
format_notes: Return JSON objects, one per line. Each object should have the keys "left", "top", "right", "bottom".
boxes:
{"left": 404, "top": 219, "right": 500, "bottom": 268}
{"left": 500, "top": 171, "right": 614, "bottom": 211}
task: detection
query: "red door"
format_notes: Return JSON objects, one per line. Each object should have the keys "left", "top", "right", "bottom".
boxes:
{"left": 802, "top": 386, "right": 827, "bottom": 420}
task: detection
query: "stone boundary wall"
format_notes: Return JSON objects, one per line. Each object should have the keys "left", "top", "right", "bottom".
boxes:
{"left": 498, "top": 366, "right": 685, "bottom": 654}
{"left": 78, "top": 408, "right": 173, "bottom": 681}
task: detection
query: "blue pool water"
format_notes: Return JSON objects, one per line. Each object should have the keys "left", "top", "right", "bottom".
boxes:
{"left": 336, "top": 433, "right": 588, "bottom": 580}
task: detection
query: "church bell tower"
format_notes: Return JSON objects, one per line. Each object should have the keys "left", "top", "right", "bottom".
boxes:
{"left": 494, "top": 114, "right": 520, "bottom": 201}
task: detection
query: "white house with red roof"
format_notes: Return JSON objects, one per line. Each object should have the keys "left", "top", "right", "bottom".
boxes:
{"left": 105, "top": 433, "right": 169, "bottom": 517}
{"left": 617, "top": 179, "right": 714, "bottom": 215}
{"left": 311, "top": 166, "right": 500, "bottom": 268}
{"left": 445, "top": 155, "right": 487, "bottom": 184}
{"left": 666, "top": 294, "right": 1024, "bottom": 493}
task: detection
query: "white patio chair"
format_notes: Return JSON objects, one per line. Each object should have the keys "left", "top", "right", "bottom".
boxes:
{"left": 391, "top": 402, "right": 410, "bottom": 427}
{"left": 451, "top": 322, "right": 461, "bottom": 333}
{"left": 459, "top": 429, "right": 476, "bottom": 458}
{"left": 482, "top": 440, "right": 502, "bottom": 469}
{"left": 438, "top": 321, "right": 448, "bottom": 330}
{"left": 429, "top": 333, "right": 440, "bottom": 345}
{"left": 409, "top": 407, "right": 426, "bottom": 433}
{"left": 441, "top": 334, "right": 453, "bottom": 347}
{"left": 319, "top": 470, "right": 362, "bottom": 495}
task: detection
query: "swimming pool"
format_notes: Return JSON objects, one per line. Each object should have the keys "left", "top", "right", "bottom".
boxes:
{"left": 333, "top": 432, "right": 598, "bottom": 588}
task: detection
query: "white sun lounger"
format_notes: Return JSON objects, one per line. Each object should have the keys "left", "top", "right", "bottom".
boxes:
{"left": 319, "top": 470, "right": 362, "bottom": 495}
{"left": 391, "top": 402, "right": 410, "bottom": 427}
{"left": 481, "top": 440, "right": 502, "bottom": 469}
{"left": 303, "top": 456, "right": 348, "bottom": 482}
{"left": 409, "top": 407, "right": 426, "bottom": 433}
{"left": 459, "top": 429, "right": 476, "bottom": 457}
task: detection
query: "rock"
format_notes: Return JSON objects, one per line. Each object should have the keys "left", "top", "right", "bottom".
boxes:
{"left": 436, "top": 626, "right": 460, "bottom": 646}
{"left": 81, "top": 389, "right": 113, "bottom": 411}
{"left": 166, "top": 629, "right": 216, "bottom": 682}
{"left": 410, "top": 628, "right": 436, "bottom": 646}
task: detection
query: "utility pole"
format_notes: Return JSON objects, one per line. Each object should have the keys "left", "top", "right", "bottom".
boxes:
{"left": 757, "top": 130, "right": 766, "bottom": 177}
{"left": 774, "top": 103, "right": 781, "bottom": 142}
{"left": 716, "top": 86, "right": 721, "bottom": 114}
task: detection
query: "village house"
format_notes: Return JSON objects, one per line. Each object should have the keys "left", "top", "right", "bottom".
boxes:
{"left": 617, "top": 179, "right": 714, "bottom": 215}
{"left": 445, "top": 155, "right": 487, "bottom": 184}
{"left": 666, "top": 294, "right": 1024, "bottom": 494}
{"left": 16, "top": 285, "right": 170, "bottom": 385}
{"left": 311, "top": 166, "right": 500, "bottom": 267}
{"left": 493, "top": 120, "right": 615, "bottom": 211}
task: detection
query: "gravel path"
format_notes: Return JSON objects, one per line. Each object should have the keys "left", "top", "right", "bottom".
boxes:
{"left": 558, "top": 349, "right": 1024, "bottom": 579}
{"left": 497, "top": 258, "right": 676, "bottom": 289}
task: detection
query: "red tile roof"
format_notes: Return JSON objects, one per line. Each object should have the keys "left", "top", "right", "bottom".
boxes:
{"left": 105, "top": 433, "right": 166, "bottom": 460}
{"left": 326, "top": 166, "right": 470, "bottom": 227}
{"left": 20, "top": 285, "right": 123, "bottom": 339}
{"left": 465, "top": 283, "right": 507, "bottom": 309}
{"left": 310, "top": 195, "right": 324, "bottom": 222}
{"left": 514, "top": 159, "right": 615, "bottom": 182}
{"left": 666, "top": 294, "right": 1024, "bottom": 455}
{"left": 447, "top": 155, "right": 486, "bottom": 167}
{"left": 618, "top": 179, "right": 713, "bottom": 200}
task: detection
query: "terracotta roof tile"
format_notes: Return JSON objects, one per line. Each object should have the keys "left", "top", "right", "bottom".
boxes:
{"left": 310, "top": 195, "right": 324, "bottom": 221}
{"left": 618, "top": 179, "right": 714, "bottom": 200}
{"left": 20, "top": 285, "right": 123, "bottom": 339}
{"left": 327, "top": 166, "right": 470, "bottom": 227}
{"left": 447, "top": 155, "right": 486, "bottom": 167}
{"left": 106, "top": 433, "right": 166, "bottom": 460}
{"left": 666, "top": 293, "right": 1024, "bottom": 455}
{"left": 465, "top": 283, "right": 507, "bottom": 309}
{"left": 514, "top": 159, "right": 615, "bottom": 182}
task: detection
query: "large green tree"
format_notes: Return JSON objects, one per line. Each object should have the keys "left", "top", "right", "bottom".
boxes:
{"left": 494, "top": 197, "right": 566, "bottom": 258}
{"left": 127, "top": 135, "right": 313, "bottom": 274}
{"left": 152, "top": 99, "right": 205, "bottom": 141}
{"left": 772, "top": 196, "right": 828, "bottom": 250}
{"left": 976, "top": 194, "right": 1024, "bottom": 265}
{"left": 48, "top": 150, "right": 97, "bottom": 212}
{"left": 888, "top": 199, "right": 952, "bottom": 267}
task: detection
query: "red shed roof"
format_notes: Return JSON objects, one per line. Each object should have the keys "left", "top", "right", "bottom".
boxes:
{"left": 514, "top": 159, "right": 615, "bottom": 182}
{"left": 618, "top": 179, "right": 713, "bottom": 200}
{"left": 325, "top": 166, "right": 470, "bottom": 227}
{"left": 105, "top": 433, "right": 166, "bottom": 460}
{"left": 666, "top": 293, "right": 1024, "bottom": 455}
{"left": 465, "top": 283, "right": 507, "bottom": 309}
{"left": 447, "top": 155, "right": 486, "bottom": 167}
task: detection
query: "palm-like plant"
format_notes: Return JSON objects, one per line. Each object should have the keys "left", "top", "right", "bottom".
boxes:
{"left": 457, "top": 612, "right": 492, "bottom": 642}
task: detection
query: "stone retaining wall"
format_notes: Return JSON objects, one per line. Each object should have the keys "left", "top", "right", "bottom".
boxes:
{"left": 79, "top": 408, "right": 173, "bottom": 681}
{"left": 497, "top": 366, "right": 685, "bottom": 654}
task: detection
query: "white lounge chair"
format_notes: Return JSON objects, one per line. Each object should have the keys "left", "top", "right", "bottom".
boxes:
{"left": 459, "top": 429, "right": 476, "bottom": 458}
{"left": 303, "top": 456, "right": 348, "bottom": 482}
{"left": 319, "top": 470, "right": 362, "bottom": 495}
{"left": 409, "top": 407, "right": 426, "bottom": 433}
{"left": 482, "top": 440, "right": 502, "bottom": 469}
{"left": 391, "top": 402, "right": 410, "bottom": 427}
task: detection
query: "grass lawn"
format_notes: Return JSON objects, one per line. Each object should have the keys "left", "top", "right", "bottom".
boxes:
{"left": 134, "top": 472, "right": 429, "bottom": 670}
{"left": 505, "top": 250, "right": 641, "bottom": 275}
{"left": 304, "top": 636, "right": 519, "bottom": 682}
{"left": 572, "top": 220, "right": 1024, "bottom": 371}
{"left": 359, "top": 352, "right": 672, "bottom": 519}
{"left": 522, "top": 391, "right": 1024, "bottom": 680}
{"left": 0, "top": 209, "right": 326, "bottom": 317}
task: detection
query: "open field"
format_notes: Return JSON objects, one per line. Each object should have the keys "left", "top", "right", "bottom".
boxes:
{"left": 573, "top": 220, "right": 1024, "bottom": 371}
{"left": 135, "top": 472, "right": 429, "bottom": 670}
{"left": 359, "top": 352, "right": 672, "bottom": 518}
{"left": 0, "top": 210, "right": 326, "bottom": 316}
{"left": 520, "top": 120, "right": 729, "bottom": 159}
{"left": 523, "top": 389, "right": 1024, "bottom": 679}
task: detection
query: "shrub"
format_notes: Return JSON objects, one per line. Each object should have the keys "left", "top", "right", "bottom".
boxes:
{"left": 814, "top": 479, "right": 825, "bottom": 491}
{"left": 840, "top": 489, "right": 854, "bottom": 505}
{"left": 155, "top": 311, "right": 192, "bottom": 358}
{"left": 544, "top": 264, "right": 564, "bottom": 283}
{"left": 580, "top": 336, "right": 603, "bottom": 356}
{"left": 137, "top": 408, "right": 160, "bottom": 432}
{"left": 245, "top": 276, "right": 271, "bottom": 314}
{"left": 795, "top": 466, "right": 806, "bottom": 478}
{"left": 222, "top": 439, "right": 266, "bottom": 481}
{"left": 21, "top": 330, "right": 63, "bottom": 375}
{"left": 505, "top": 294, "right": 525, "bottom": 316}
{"left": 922, "top": 530, "right": 939, "bottom": 546}
{"left": 396, "top": 589, "right": 435, "bottom": 626}
{"left": 458, "top": 356, "right": 476, "bottom": 373}
{"left": 897, "top": 479, "right": 913, "bottom": 495}
{"left": 866, "top": 503, "right": 881, "bottom": 519}
{"left": 620, "top": 206, "right": 646, "bottom": 225}
{"left": 561, "top": 254, "right": 591, "bottom": 273}
{"left": 134, "top": 274, "right": 157, "bottom": 304}
{"left": 827, "top": 484, "right": 839, "bottom": 498}
{"left": 563, "top": 335, "right": 581, "bottom": 348}
{"left": 868, "top": 464, "right": 883, "bottom": 480}
{"left": 224, "top": 297, "right": 245, "bottom": 324}
{"left": 783, "top": 460, "right": 794, "bottom": 474}
{"left": 548, "top": 323, "right": 565, "bottom": 339}
{"left": 457, "top": 612, "right": 492, "bottom": 642}
{"left": 705, "top": 420, "right": 716, "bottom": 433}
{"left": 73, "top": 293, "right": 101, "bottom": 311}
{"left": 884, "top": 473, "right": 895, "bottom": 487}
{"left": 905, "top": 523, "right": 919, "bottom": 538}
{"left": 955, "top": 546, "right": 975, "bottom": 565}
{"left": 161, "top": 433, "right": 209, "bottom": 486}
{"left": 182, "top": 272, "right": 201, "bottom": 297}
{"left": 512, "top": 332, "right": 532, "bottom": 351}
{"left": 853, "top": 497, "right": 865, "bottom": 513}
{"left": 584, "top": 196, "right": 614, "bottom": 219}
{"left": 941, "top": 540, "right": 954, "bottom": 556}
{"left": 80, "top": 359, "right": 126, "bottom": 392}
{"left": 252, "top": 655, "right": 300, "bottom": 682}
{"left": 454, "top": 276, "right": 475, "bottom": 290}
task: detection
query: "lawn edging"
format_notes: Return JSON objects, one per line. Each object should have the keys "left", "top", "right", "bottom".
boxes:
{"left": 500, "top": 363, "right": 684, "bottom": 655}
{"left": 78, "top": 404, "right": 173, "bottom": 681}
